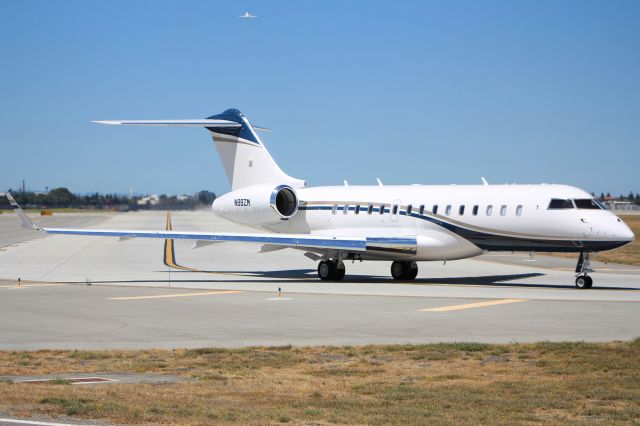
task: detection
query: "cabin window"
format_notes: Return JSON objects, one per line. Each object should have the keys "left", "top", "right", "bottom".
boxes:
{"left": 516, "top": 205, "right": 523, "bottom": 216}
{"left": 367, "top": 205, "right": 374, "bottom": 215}
{"left": 419, "top": 205, "right": 425, "bottom": 215}
{"left": 472, "top": 205, "right": 478, "bottom": 216}
{"left": 433, "top": 205, "right": 438, "bottom": 215}
{"left": 573, "top": 199, "right": 603, "bottom": 210}
{"left": 445, "top": 205, "right": 452, "bottom": 216}
{"left": 379, "top": 204, "right": 385, "bottom": 215}
{"left": 406, "top": 204, "right": 412, "bottom": 214}
{"left": 355, "top": 205, "right": 360, "bottom": 215}
{"left": 392, "top": 205, "right": 398, "bottom": 215}
{"left": 486, "top": 205, "right": 493, "bottom": 216}
{"left": 459, "top": 205, "right": 465, "bottom": 215}
{"left": 548, "top": 199, "right": 573, "bottom": 209}
{"left": 500, "top": 205, "right": 507, "bottom": 216}
{"left": 332, "top": 205, "right": 337, "bottom": 215}
{"left": 343, "top": 205, "right": 349, "bottom": 215}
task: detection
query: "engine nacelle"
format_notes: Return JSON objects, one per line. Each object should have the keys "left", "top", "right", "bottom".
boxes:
{"left": 212, "top": 184, "right": 299, "bottom": 225}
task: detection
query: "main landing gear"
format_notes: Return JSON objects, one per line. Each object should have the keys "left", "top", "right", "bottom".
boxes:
{"left": 574, "top": 251, "right": 593, "bottom": 289}
{"left": 391, "top": 261, "right": 418, "bottom": 280}
{"left": 317, "top": 259, "right": 420, "bottom": 281}
{"left": 317, "top": 259, "right": 346, "bottom": 281}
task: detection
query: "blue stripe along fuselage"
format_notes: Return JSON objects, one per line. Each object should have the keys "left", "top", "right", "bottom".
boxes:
{"left": 298, "top": 205, "right": 628, "bottom": 252}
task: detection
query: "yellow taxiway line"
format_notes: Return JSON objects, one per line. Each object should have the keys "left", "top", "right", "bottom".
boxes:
{"left": 420, "top": 298, "right": 527, "bottom": 312}
{"left": 109, "top": 290, "right": 243, "bottom": 301}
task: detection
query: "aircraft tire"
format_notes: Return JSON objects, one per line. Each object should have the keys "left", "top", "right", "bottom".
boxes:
{"left": 405, "top": 261, "right": 418, "bottom": 280}
{"left": 575, "top": 275, "right": 593, "bottom": 289}
{"left": 391, "top": 261, "right": 405, "bottom": 280}
{"left": 318, "top": 260, "right": 335, "bottom": 281}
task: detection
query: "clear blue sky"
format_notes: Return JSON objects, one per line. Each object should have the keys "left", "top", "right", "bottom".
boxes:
{"left": 1, "top": 0, "right": 638, "bottom": 196}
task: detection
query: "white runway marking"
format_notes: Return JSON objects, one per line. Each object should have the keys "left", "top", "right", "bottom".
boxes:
{"left": 0, "top": 284, "right": 65, "bottom": 289}
{"left": 109, "top": 290, "right": 243, "bottom": 300}
{"left": 266, "top": 297, "right": 294, "bottom": 301}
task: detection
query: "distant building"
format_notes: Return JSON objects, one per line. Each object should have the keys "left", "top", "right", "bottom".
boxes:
{"left": 137, "top": 194, "right": 160, "bottom": 206}
{"left": 606, "top": 200, "right": 636, "bottom": 211}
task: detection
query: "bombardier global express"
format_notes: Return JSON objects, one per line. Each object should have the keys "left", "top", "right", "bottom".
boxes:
{"left": 4, "top": 109, "right": 634, "bottom": 288}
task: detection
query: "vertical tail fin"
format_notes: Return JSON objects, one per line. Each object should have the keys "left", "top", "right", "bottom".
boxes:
{"left": 205, "top": 109, "right": 305, "bottom": 190}
{"left": 94, "top": 109, "right": 305, "bottom": 190}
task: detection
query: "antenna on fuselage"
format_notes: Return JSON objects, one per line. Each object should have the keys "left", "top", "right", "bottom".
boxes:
{"left": 376, "top": 178, "right": 383, "bottom": 186}
{"left": 481, "top": 177, "right": 489, "bottom": 186}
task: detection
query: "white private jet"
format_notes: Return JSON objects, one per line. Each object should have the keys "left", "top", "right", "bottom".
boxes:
{"left": 239, "top": 12, "right": 257, "bottom": 19}
{"left": 3, "top": 109, "right": 634, "bottom": 288}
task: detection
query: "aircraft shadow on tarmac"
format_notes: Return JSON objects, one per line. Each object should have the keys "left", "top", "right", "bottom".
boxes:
{"left": 74, "top": 270, "right": 640, "bottom": 291}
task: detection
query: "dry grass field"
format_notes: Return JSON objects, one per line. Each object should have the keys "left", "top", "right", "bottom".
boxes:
{"left": 1, "top": 341, "right": 639, "bottom": 425}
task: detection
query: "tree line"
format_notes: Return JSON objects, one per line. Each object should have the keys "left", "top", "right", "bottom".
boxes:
{"left": 597, "top": 192, "right": 640, "bottom": 205}
{"left": 0, "top": 188, "right": 216, "bottom": 210}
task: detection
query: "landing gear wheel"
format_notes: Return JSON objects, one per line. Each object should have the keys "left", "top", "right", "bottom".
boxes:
{"left": 391, "top": 261, "right": 405, "bottom": 280}
{"left": 575, "top": 275, "right": 593, "bottom": 289}
{"left": 574, "top": 252, "right": 594, "bottom": 289}
{"left": 584, "top": 276, "right": 593, "bottom": 289}
{"left": 391, "top": 261, "right": 418, "bottom": 280}
{"left": 318, "top": 260, "right": 335, "bottom": 281}
{"left": 318, "top": 260, "right": 345, "bottom": 281}
{"left": 406, "top": 261, "right": 418, "bottom": 280}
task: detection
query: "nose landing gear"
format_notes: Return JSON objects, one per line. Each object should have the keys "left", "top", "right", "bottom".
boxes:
{"left": 575, "top": 252, "right": 593, "bottom": 289}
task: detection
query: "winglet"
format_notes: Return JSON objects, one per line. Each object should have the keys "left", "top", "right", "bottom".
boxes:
{"left": 3, "top": 193, "right": 40, "bottom": 230}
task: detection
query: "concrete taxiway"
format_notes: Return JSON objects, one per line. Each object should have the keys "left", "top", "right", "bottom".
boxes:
{"left": 0, "top": 210, "right": 638, "bottom": 349}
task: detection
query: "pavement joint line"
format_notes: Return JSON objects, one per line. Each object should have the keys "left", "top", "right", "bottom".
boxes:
{"left": 420, "top": 298, "right": 528, "bottom": 312}
{"left": 109, "top": 290, "right": 243, "bottom": 300}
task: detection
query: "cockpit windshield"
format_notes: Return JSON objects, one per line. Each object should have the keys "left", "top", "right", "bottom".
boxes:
{"left": 548, "top": 198, "right": 607, "bottom": 210}
{"left": 573, "top": 198, "right": 605, "bottom": 210}
{"left": 548, "top": 199, "right": 573, "bottom": 209}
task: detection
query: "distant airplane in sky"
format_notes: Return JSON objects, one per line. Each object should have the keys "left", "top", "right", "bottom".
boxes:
{"left": 3, "top": 108, "right": 635, "bottom": 288}
{"left": 239, "top": 12, "right": 257, "bottom": 19}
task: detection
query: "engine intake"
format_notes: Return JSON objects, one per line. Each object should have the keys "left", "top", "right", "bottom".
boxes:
{"left": 271, "top": 185, "right": 298, "bottom": 218}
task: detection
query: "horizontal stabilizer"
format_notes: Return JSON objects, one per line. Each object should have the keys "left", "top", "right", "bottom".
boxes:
{"left": 93, "top": 119, "right": 241, "bottom": 128}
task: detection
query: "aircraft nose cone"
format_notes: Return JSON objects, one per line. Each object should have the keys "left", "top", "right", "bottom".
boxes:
{"left": 618, "top": 219, "right": 635, "bottom": 241}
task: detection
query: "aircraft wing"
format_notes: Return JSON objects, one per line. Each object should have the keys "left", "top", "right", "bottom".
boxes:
{"left": 44, "top": 227, "right": 370, "bottom": 251}
{"left": 2, "top": 193, "right": 416, "bottom": 254}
